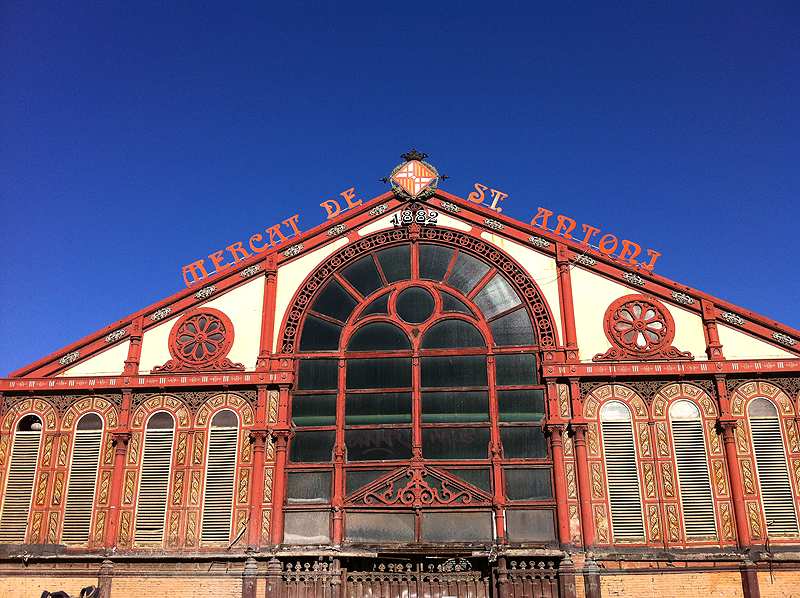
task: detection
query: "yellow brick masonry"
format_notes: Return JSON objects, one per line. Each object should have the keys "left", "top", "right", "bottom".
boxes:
{"left": 757, "top": 570, "right": 800, "bottom": 598}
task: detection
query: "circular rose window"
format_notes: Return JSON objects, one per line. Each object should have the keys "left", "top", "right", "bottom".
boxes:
{"left": 595, "top": 294, "right": 693, "bottom": 361}
{"left": 152, "top": 308, "right": 244, "bottom": 372}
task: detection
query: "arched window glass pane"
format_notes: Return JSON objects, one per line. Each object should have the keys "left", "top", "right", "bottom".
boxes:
{"left": 473, "top": 274, "right": 522, "bottom": 319}
{"left": 748, "top": 398, "right": 778, "bottom": 417}
{"left": 422, "top": 427, "right": 491, "bottom": 460}
{"left": 147, "top": 411, "right": 175, "bottom": 429}
{"left": 489, "top": 308, "right": 536, "bottom": 346}
{"left": 292, "top": 395, "right": 337, "bottom": 427}
{"left": 299, "top": 315, "right": 343, "bottom": 352}
{"left": 601, "top": 401, "right": 631, "bottom": 421}
{"left": 396, "top": 287, "right": 435, "bottom": 324}
{"left": 421, "top": 320, "right": 485, "bottom": 349}
{"left": 420, "top": 355, "right": 488, "bottom": 388}
{"left": 297, "top": 359, "right": 338, "bottom": 391}
{"left": 77, "top": 413, "right": 103, "bottom": 430}
{"left": 446, "top": 252, "right": 490, "bottom": 295}
{"left": 376, "top": 245, "right": 411, "bottom": 283}
{"left": 347, "top": 322, "right": 411, "bottom": 351}
{"left": 440, "top": 290, "right": 473, "bottom": 315}
{"left": 345, "top": 429, "right": 413, "bottom": 461}
{"left": 311, "top": 279, "right": 358, "bottom": 322}
{"left": 421, "top": 391, "right": 489, "bottom": 423}
{"left": 346, "top": 358, "right": 412, "bottom": 389}
{"left": 210, "top": 409, "right": 237, "bottom": 428}
{"left": 495, "top": 354, "right": 537, "bottom": 386}
{"left": 670, "top": 400, "right": 701, "bottom": 419}
{"left": 345, "top": 392, "right": 412, "bottom": 424}
{"left": 357, "top": 293, "right": 389, "bottom": 320}
{"left": 419, "top": 244, "right": 454, "bottom": 282}
{"left": 341, "top": 256, "right": 384, "bottom": 298}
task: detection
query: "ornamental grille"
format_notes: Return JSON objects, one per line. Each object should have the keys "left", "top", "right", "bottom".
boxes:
{"left": 0, "top": 431, "right": 41, "bottom": 542}
{"left": 750, "top": 417, "right": 799, "bottom": 536}
{"left": 134, "top": 427, "right": 174, "bottom": 543}
{"left": 671, "top": 420, "right": 717, "bottom": 538}
{"left": 602, "top": 421, "right": 645, "bottom": 541}
{"left": 200, "top": 427, "right": 238, "bottom": 542}
{"left": 61, "top": 429, "right": 103, "bottom": 544}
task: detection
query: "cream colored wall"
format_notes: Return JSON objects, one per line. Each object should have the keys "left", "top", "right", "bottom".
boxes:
{"left": 480, "top": 232, "right": 563, "bottom": 345}
{"left": 272, "top": 237, "right": 351, "bottom": 353}
{"left": 58, "top": 341, "right": 130, "bottom": 377}
{"left": 717, "top": 324, "right": 795, "bottom": 360}
{"left": 437, "top": 212, "right": 472, "bottom": 232}
{"left": 202, "top": 276, "right": 265, "bottom": 370}
{"left": 664, "top": 303, "right": 708, "bottom": 359}
{"left": 137, "top": 315, "right": 178, "bottom": 373}
{"left": 358, "top": 215, "right": 393, "bottom": 235}
{"left": 571, "top": 268, "right": 708, "bottom": 361}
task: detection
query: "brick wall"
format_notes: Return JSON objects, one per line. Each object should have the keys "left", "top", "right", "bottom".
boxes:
{"left": 1, "top": 577, "right": 99, "bottom": 598}
{"left": 757, "top": 570, "right": 800, "bottom": 598}
{"left": 108, "top": 577, "right": 242, "bottom": 597}
{"left": 600, "top": 571, "right": 743, "bottom": 597}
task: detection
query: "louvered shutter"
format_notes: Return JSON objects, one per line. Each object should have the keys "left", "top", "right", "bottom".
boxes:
{"left": 62, "top": 429, "right": 103, "bottom": 544}
{"left": 602, "top": 420, "right": 645, "bottom": 540}
{"left": 0, "top": 431, "right": 42, "bottom": 542}
{"left": 201, "top": 427, "right": 238, "bottom": 542}
{"left": 671, "top": 419, "right": 717, "bottom": 537}
{"left": 750, "top": 417, "right": 799, "bottom": 536}
{"left": 134, "top": 428, "right": 174, "bottom": 542}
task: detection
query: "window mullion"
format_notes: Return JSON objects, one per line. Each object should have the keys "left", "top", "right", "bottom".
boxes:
{"left": 412, "top": 353, "right": 422, "bottom": 458}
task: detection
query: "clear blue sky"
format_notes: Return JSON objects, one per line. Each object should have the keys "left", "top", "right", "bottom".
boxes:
{"left": 1, "top": 1, "right": 798, "bottom": 376}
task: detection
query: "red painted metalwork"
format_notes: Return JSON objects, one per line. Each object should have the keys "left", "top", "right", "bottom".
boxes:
{"left": 152, "top": 308, "right": 244, "bottom": 373}
{"left": 595, "top": 295, "right": 693, "bottom": 361}
{"left": 555, "top": 243, "right": 579, "bottom": 362}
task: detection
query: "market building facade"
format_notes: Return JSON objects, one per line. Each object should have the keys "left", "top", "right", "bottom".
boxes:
{"left": 2, "top": 153, "right": 800, "bottom": 598}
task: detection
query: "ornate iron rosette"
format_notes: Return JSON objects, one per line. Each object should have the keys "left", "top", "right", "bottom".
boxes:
{"left": 595, "top": 295, "right": 693, "bottom": 361}
{"left": 152, "top": 308, "right": 244, "bottom": 372}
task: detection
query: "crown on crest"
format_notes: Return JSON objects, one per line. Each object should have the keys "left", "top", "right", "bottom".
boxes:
{"left": 401, "top": 149, "right": 428, "bottom": 162}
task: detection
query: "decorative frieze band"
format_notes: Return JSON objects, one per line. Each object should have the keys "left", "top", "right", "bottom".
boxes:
{"left": 719, "top": 312, "right": 744, "bottom": 326}
{"left": 326, "top": 223, "right": 346, "bottom": 237}
{"left": 528, "top": 236, "right": 551, "bottom": 248}
{"left": 59, "top": 351, "right": 80, "bottom": 366}
{"left": 104, "top": 329, "right": 127, "bottom": 343}
{"left": 574, "top": 254, "right": 596, "bottom": 267}
{"left": 670, "top": 292, "right": 694, "bottom": 305}
{"left": 283, "top": 244, "right": 304, "bottom": 258}
{"left": 772, "top": 332, "right": 797, "bottom": 347}
{"left": 194, "top": 286, "right": 217, "bottom": 300}
{"left": 622, "top": 272, "right": 646, "bottom": 286}
{"left": 239, "top": 265, "right": 261, "bottom": 279}
{"left": 150, "top": 307, "right": 172, "bottom": 322}
{"left": 439, "top": 201, "right": 461, "bottom": 213}
{"left": 484, "top": 219, "right": 504, "bottom": 231}
{"left": 369, "top": 203, "right": 389, "bottom": 216}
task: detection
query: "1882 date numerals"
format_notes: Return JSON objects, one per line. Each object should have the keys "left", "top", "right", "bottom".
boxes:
{"left": 390, "top": 208, "right": 438, "bottom": 227}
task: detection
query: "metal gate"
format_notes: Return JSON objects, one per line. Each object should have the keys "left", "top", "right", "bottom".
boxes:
{"left": 265, "top": 557, "right": 559, "bottom": 598}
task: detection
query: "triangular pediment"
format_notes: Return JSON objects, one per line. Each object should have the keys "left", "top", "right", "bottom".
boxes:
{"left": 346, "top": 464, "right": 493, "bottom": 507}
{"left": 4, "top": 168, "right": 799, "bottom": 384}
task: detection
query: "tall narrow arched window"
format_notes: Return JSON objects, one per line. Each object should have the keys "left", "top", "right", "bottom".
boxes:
{"left": 748, "top": 398, "right": 799, "bottom": 536}
{"left": 669, "top": 400, "right": 716, "bottom": 538}
{"left": 601, "top": 401, "right": 645, "bottom": 541}
{"left": 134, "top": 411, "right": 175, "bottom": 543}
{"left": 287, "top": 241, "right": 552, "bottom": 545}
{"left": 0, "top": 415, "right": 43, "bottom": 543}
{"left": 201, "top": 409, "right": 239, "bottom": 543}
{"left": 62, "top": 413, "right": 104, "bottom": 544}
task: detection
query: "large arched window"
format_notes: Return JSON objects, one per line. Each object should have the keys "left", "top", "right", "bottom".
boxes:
{"left": 134, "top": 411, "right": 175, "bottom": 544}
{"left": 0, "top": 415, "right": 43, "bottom": 543}
{"left": 669, "top": 400, "right": 716, "bottom": 539}
{"left": 748, "top": 398, "right": 799, "bottom": 537}
{"left": 62, "top": 413, "right": 104, "bottom": 544}
{"left": 201, "top": 409, "right": 239, "bottom": 543}
{"left": 286, "top": 241, "right": 551, "bottom": 544}
{"left": 600, "top": 401, "right": 645, "bottom": 542}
